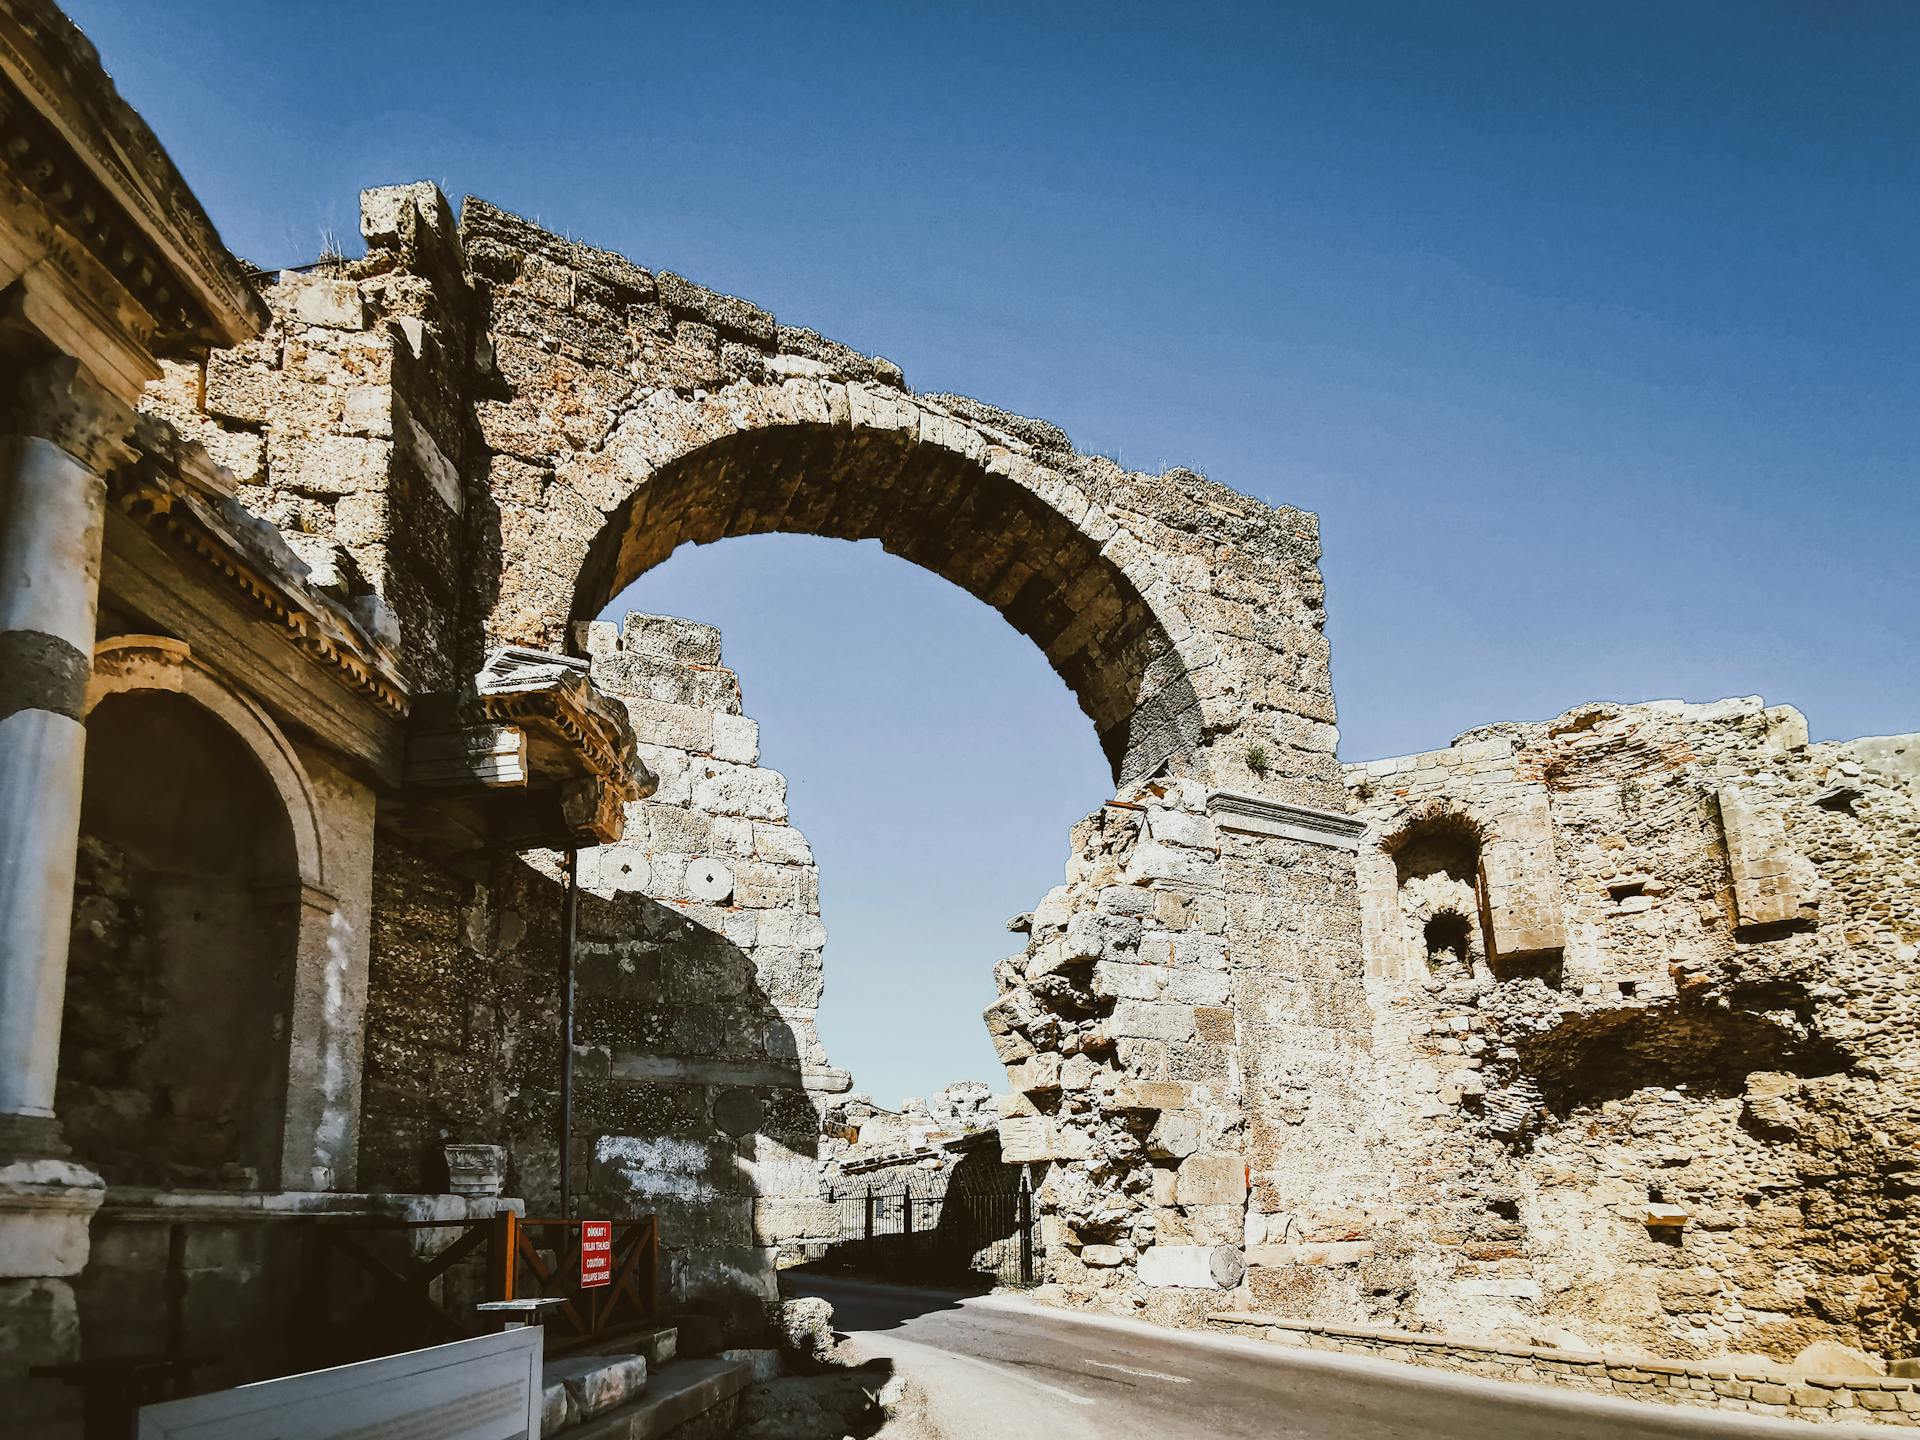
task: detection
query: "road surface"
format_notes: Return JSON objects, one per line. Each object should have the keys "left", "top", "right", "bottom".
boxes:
{"left": 793, "top": 1273, "right": 1882, "bottom": 1440}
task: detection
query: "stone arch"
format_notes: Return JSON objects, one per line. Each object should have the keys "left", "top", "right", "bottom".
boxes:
{"left": 79, "top": 637, "right": 355, "bottom": 1188}
{"left": 1377, "top": 804, "right": 1495, "bottom": 981}
{"left": 87, "top": 637, "right": 325, "bottom": 888}
{"left": 489, "top": 382, "right": 1218, "bottom": 786}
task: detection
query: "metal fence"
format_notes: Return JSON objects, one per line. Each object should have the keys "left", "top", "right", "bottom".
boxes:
{"left": 828, "top": 1164, "right": 1042, "bottom": 1287}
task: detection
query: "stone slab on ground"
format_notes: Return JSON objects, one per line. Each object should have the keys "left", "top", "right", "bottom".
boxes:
{"left": 565, "top": 1357, "right": 753, "bottom": 1440}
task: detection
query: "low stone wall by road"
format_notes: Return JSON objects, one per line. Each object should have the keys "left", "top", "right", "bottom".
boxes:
{"left": 1210, "top": 1311, "right": 1920, "bottom": 1425}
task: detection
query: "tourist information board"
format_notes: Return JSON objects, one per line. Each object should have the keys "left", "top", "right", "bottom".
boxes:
{"left": 580, "top": 1219, "right": 612, "bottom": 1288}
{"left": 136, "top": 1326, "right": 543, "bottom": 1439}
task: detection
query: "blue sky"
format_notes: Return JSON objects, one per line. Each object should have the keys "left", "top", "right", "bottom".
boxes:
{"left": 68, "top": 2, "right": 1918, "bottom": 1105}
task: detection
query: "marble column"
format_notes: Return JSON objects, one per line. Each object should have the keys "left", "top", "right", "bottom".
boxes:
{"left": 0, "top": 359, "right": 131, "bottom": 1147}
{"left": 0, "top": 361, "right": 131, "bottom": 1410}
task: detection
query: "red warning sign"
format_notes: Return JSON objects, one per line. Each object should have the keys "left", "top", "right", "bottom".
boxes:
{"left": 580, "top": 1220, "right": 613, "bottom": 1289}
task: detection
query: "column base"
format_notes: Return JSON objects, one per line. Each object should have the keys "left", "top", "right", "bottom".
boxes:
{"left": 0, "top": 1151, "right": 103, "bottom": 1280}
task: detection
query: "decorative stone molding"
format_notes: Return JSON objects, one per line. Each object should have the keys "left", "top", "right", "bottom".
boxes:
{"left": 405, "top": 646, "right": 655, "bottom": 848}
{"left": 106, "top": 465, "right": 410, "bottom": 718}
{"left": 1206, "top": 790, "right": 1366, "bottom": 850}
{"left": 475, "top": 647, "right": 648, "bottom": 810}
{"left": 0, "top": 0, "right": 266, "bottom": 350}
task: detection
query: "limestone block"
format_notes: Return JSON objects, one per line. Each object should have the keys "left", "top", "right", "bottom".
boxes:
{"left": 1247, "top": 1241, "right": 1372, "bottom": 1266}
{"left": 1718, "top": 785, "right": 1814, "bottom": 928}
{"left": 289, "top": 275, "right": 367, "bottom": 330}
{"left": 1147, "top": 1112, "right": 1201, "bottom": 1160}
{"left": 693, "top": 762, "right": 787, "bottom": 820}
{"left": 1172, "top": 933, "right": 1229, "bottom": 969}
{"left": 0, "top": 1160, "right": 105, "bottom": 1278}
{"left": 1051, "top": 1125, "right": 1094, "bottom": 1160}
{"left": 1146, "top": 807, "right": 1217, "bottom": 850}
{"left": 1167, "top": 968, "right": 1231, "bottom": 1006}
{"left": 732, "top": 858, "right": 804, "bottom": 909}
{"left": 1093, "top": 960, "right": 1161, "bottom": 1001}
{"left": 1107, "top": 1001, "right": 1196, "bottom": 1043}
{"left": 998, "top": 1116, "right": 1054, "bottom": 1163}
{"left": 1011, "top": 1053, "right": 1061, "bottom": 1094}
{"left": 1137, "top": 1243, "right": 1242, "bottom": 1289}
{"left": 1025, "top": 939, "right": 1076, "bottom": 980}
{"left": 268, "top": 433, "right": 391, "bottom": 497}
{"left": 996, "top": 1090, "right": 1039, "bottom": 1120}
{"left": 624, "top": 698, "right": 717, "bottom": 755}
{"left": 751, "top": 823, "right": 811, "bottom": 865}
{"left": 205, "top": 351, "right": 273, "bottom": 424}
{"left": 1124, "top": 839, "right": 1210, "bottom": 884}
{"left": 1176, "top": 1154, "right": 1247, "bottom": 1207}
{"left": 1066, "top": 910, "right": 1139, "bottom": 961}
{"left": 1060, "top": 1054, "right": 1095, "bottom": 1090}
{"left": 1081, "top": 1244, "right": 1126, "bottom": 1268}
{"left": 548, "top": 1354, "right": 648, "bottom": 1420}
{"left": 714, "top": 713, "right": 760, "bottom": 764}
{"left": 1123, "top": 1079, "right": 1193, "bottom": 1112}
{"left": 1031, "top": 885, "right": 1072, "bottom": 931}
{"left": 1482, "top": 788, "right": 1567, "bottom": 959}
{"left": 752, "top": 1198, "right": 838, "bottom": 1244}
{"left": 623, "top": 612, "right": 724, "bottom": 665}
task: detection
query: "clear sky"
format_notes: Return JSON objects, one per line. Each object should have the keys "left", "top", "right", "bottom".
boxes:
{"left": 67, "top": 1, "right": 1918, "bottom": 1106}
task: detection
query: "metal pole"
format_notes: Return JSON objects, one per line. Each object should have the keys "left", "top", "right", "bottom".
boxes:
{"left": 560, "top": 848, "right": 579, "bottom": 1219}
{"left": 1019, "top": 1174, "right": 1034, "bottom": 1285}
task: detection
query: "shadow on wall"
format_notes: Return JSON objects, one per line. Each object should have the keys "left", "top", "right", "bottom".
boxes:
{"left": 359, "top": 830, "right": 822, "bottom": 1348}
{"left": 568, "top": 882, "right": 819, "bottom": 1346}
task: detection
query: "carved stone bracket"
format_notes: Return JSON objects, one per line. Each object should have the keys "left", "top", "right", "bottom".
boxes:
{"left": 1206, "top": 790, "right": 1367, "bottom": 851}
{"left": 403, "top": 647, "right": 654, "bottom": 851}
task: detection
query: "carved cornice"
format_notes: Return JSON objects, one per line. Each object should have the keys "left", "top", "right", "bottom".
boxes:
{"left": 1206, "top": 790, "right": 1367, "bottom": 851}
{"left": 107, "top": 460, "right": 410, "bottom": 720}
{"left": 475, "top": 647, "right": 654, "bottom": 845}
{"left": 0, "top": 1, "right": 265, "bottom": 351}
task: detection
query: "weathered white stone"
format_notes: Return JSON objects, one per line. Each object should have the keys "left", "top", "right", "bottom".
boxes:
{"left": 1137, "top": 1243, "right": 1242, "bottom": 1289}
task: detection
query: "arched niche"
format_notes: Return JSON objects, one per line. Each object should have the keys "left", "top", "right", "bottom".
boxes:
{"left": 61, "top": 638, "right": 352, "bottom": 1191}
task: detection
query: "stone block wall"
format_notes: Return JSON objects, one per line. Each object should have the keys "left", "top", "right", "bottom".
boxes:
{"left": 991, "top": 779, "right": 1373, "bottom": 1326}
{"left": 1211, "top": 1312, "right": 1920, "bottom": 1426}
{"left": 566, "top": 611, "right": 848, "bottom": 1340}
{"left": 1340, "top": 698, "right": 1920, "bottom": 1365}
{"left": 141, "top": 182, "right": 474, "bottom": 692}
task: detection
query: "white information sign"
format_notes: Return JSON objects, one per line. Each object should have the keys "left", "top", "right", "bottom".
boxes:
{"left": 136, "top": 1326, "right": 543, "bottom": 1440}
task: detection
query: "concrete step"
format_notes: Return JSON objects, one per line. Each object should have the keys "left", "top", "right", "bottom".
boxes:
{"left": 566, "top": 1323, "right": 679, "bottom": 1369}
{"left": 564, "top": 1357, "right": 753, "bottom": 1440}
{"left": 542, "top": 1351, "right": 649, "bottom": 1434}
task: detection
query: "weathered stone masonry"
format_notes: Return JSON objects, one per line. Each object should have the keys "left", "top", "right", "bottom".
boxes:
{"left": 158, "top": 180, "right": 1369, "bottom": 1329}
{"left": 1342, "top": 700, "right": 1920, "bottom": 1367}
{"left": 153, "top": 177, "right": 1920, "bottom": 1390}
{"left": 79, "top": 149, "right": 1920, "bottom": 1408}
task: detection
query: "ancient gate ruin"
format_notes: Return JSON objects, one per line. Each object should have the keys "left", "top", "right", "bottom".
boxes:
{"left": 5, "top": 17, "right": 1919, "bottom": 1421}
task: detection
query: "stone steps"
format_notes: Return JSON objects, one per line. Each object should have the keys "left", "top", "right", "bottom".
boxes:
{"left": 562, "top": 1356, "right": 754, "bottom": 1440}
{"left": 540, "top": 1323, "right": 681, "bottom": 1434}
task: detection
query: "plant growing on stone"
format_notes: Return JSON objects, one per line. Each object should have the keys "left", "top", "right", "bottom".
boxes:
{"left": 1246, "top": 743, "right": 1270, "bottom": 778}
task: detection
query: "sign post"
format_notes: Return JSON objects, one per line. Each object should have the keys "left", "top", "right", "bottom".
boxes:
{"left": 580, "top": 1220, "right": 612, "bottom": 1289}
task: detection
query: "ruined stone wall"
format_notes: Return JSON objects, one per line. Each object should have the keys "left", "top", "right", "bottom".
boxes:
{"left": 1342, "top": 699, "right": 1920, "bottom": 1366}
{"left": 358, "top": 836, "right": 566, "bottom": 1202}
{"left": 568, "top": 611, "right": 846, "bottom": 1340}
{"left": 161, "top": 180, "right": 1377, "bottom": 1327}
{"left": 141, "top": 182, "right": 475, "bottom": 692}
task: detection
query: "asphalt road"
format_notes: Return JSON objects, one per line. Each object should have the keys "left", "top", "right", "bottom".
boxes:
{"left": 793, "top": 1273, "right": 1884, "bottom": 1440}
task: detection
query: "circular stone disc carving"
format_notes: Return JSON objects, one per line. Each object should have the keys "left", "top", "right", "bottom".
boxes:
{"left": 687, "top": 857, "right": 735, "bottom": 903}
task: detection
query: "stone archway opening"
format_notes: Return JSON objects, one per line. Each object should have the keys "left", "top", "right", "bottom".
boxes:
{"left": 59, "top": 690, "right": 302, "bottom": 1190}
{"left": 561, "top": 420, "right": 1200, "bottom": 789}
